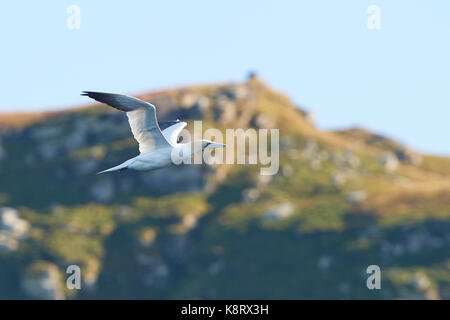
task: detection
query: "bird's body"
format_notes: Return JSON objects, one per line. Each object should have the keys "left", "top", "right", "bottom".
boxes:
{"left": 97, "top": 146, "right": 173, "bottom": 173}
{"left": 82, "top": 91, "right": 225, "bottom": 174}
{"left": 128, "top": 147, "right": 173, "bottom": 171}
{"left": 99, "top": 144, "right": 183, "bottom": 173}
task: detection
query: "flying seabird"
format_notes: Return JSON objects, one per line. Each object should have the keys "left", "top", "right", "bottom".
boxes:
{"left": 81, "top": 91, "right": 226, "bottom": 174}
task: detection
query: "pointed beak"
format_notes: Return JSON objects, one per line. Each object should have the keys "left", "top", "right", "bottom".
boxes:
{"left": 208, "top": 143, "right": 226, "bottom": 149}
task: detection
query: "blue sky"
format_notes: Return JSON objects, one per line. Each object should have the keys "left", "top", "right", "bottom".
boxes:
{"left": 0, "top": 1, "right": 449, "bottom": 155}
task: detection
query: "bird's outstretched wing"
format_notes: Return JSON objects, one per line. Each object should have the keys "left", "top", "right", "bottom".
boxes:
{"left": 82, "top": 91, "right": 171, "bottom": 154}
{"left": 158, "top": 120, "right": 182, "bottom": 130}
{"left": 161, "top": 121, "right": 187, "bottom": 145}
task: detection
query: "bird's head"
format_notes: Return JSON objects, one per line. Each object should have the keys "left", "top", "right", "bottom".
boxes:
{"left": 201, "top": 140, "right": 226, "bottom": 151}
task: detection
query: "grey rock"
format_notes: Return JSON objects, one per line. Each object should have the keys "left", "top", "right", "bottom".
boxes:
{"left": 257, "top": 174, "right": 273, "bottom": 186}
{"left": 197, "top": 96, "right": 211, "bottom": 111}
{"left": 22, "top": 263, "right": 65, "bottom": 300}
{"left": 0, "top": 207, "right": 30, "bottom": 238}
{"left": 398, "top": 273, "right": 440, "bottom": 300}
{"left": 396, "top": 149, "right": 422, "bottom": 166}
{"left": 299, "top": 108, "right": 315, "bottom": 125}
{"left": 263, "top": 203, "right": 295, "bottom": 221}
{"left": 331, "top": 172, "right": 347, "bottom": 186}
{"left": 180, "top": 93, "right": 199, "bottom": 109}
{"left": 0, "top": 234, "right": 18, "bottom": 252}
{"left": 334, "top": 150, "right": 360, "bottom": 169}
{"left": 214, "top": 96, "right": 237, "bottom": 123}
{"left": 221, "top": 85, "right": 249, "bottom": 101}
{"left": 301, "top": 141, "right": 318, "bottom": 159}
{"left": 346, "top": 190, "right": 367, "bottom": 203}
{"left": 253, "top": 114, "right": 275, "bottom": 129}
{"left": 242, "top": 188, "right": 260, "bottom": 203}
{"left": 377, "top": 152, "right": 399, "bottom": 172}
{"left": 180, "top": 93, "right": 211, "bottom": 114}
{"left": 282, "top": 165, "right": 294, "bottom": 177}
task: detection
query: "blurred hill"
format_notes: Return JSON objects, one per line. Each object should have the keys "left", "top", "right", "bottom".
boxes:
{"left": 0, "top": 77, "right": 449, "bottom": 299}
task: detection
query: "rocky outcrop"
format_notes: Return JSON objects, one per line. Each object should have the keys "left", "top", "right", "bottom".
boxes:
{"left": 21, "top": 262, "right": 65, "bottom": 300}
{"left": 331, "top": 172, "right": 347, "bottom": 186}
{"left": 335, "top": 128, "right": 422, "bottom": 166}
{"left": 377, "top": 152, "right": 399, "bottom": 172}
{"left": 333, "top": 150, "right": 360, "bottom": 170}
{"left": 301, "top": 141, "right": 331, "bottom": 170}
{"left": 0, "top": 79, "right": 447, "bottom": 300}
{"left": 0, "top": 207, "right": 29, "bottom": 253}
{"left": 397, "top": 272, "right": 440, "bottom": 300}
{"left": 346, "top": 190, "right": 367, "bottom": 203}
{"left": 179, "top": 93, "right": 211, "bottom": 119}
{"left": 396, "top": 149, "right": 422, "bottom": 166}
{"left": 213, "top": 96, "right": 237, "bottom": 124}
{"left": 242, "top": 188, "right": 260, "bottom": 203}
{"left": 252, "top": 114, "right": 276, "bottom": 129}
{"left": 263, "top": 202, "right": 295, "bottom": 221}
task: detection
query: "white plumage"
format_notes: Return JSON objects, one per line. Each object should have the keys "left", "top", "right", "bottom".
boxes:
{"left": 81, "top": 91, "right": 225, "bottom": 174}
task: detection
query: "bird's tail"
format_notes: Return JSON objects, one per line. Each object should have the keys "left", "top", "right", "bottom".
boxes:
{"left": 97, "top": 162, "right": 129, "bottom": 174}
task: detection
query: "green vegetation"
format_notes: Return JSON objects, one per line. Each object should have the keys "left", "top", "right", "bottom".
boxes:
{"left": 0, "top": 78, "right": 448, "bottom": 299}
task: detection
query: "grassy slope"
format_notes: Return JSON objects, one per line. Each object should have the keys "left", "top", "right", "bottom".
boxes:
{"left": 0, "top": 79, "right": 448, "bottom": 299}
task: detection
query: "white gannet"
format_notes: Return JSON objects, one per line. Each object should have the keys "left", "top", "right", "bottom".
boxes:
{"left": 81, "top": 91, "right": 226, "bottom": 174}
